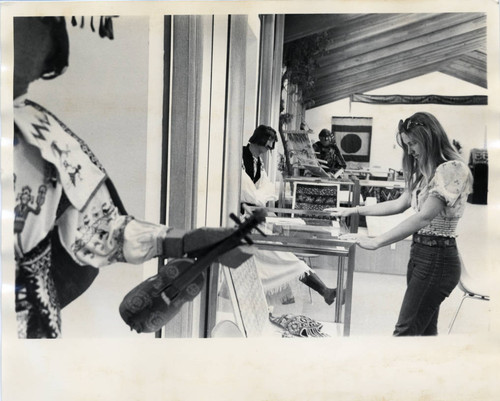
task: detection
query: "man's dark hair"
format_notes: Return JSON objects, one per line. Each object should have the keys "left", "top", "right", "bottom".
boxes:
{"left": 248, "top": 125, "right": 278, "bottom": 149}
{"left": 319, "top": 129, "right": 332, "bottom": 138}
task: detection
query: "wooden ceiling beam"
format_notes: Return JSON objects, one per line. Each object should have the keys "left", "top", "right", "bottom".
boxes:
{"left": 286, "top": 13, "right": 405, "bottom": 46}
{"left": 284, "top": 14, "right": 362, "bottom": 43}
{"left": 438, "top": 58, "right": 487, "bottom": 88}
{"left": 317, "top": 13, "right": 486, "bottom": 68}
{"left": 314, "top": 31, "right": 485, "bottom": 89}
{"left": 321, "top": 13, "right": 441, "bottom": 53}
{"left": 309, "top": 62, "right": 444, "bottom": 107}
{"left": 327, "top": 14, "right": 434, "bottom": 49}
{"left": 316, "top": 19, "right": 486, "bottom": 78}
{"left": 282, "top": 12, "right": 489, "bottom": 108}
{"left": 439, "top": 68, "right": 487, "bottom": 89}
{"left": 477, "top": 44, "right": 487, "bottom": 53}
{"left": 454, "top": 51, "right": 487, "bottom": 72}
{"left": 310, "top": 44, "right": 484, "bottom": 107}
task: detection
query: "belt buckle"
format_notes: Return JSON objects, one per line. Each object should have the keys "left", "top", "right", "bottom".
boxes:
{"left": 425, "top": 238, "right": 437, "bottom": 246}
{"left": 414, "top": 235, "right": 441, "bottom": 247}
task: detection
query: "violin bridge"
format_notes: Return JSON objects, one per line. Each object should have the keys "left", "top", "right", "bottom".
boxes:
{"left": 160, "top": 292, "right": 171, "bottom": 305}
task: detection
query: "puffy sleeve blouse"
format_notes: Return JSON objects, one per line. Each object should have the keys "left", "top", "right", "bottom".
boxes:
{"left": 412, "top": 160, "right": 472, "bottom": 237}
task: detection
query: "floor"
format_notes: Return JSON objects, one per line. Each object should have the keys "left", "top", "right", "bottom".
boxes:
{"left": 272, "top": 268, "right": 492, "bottom": 337}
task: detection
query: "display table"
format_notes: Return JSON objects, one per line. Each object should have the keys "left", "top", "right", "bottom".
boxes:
{"left": 248, "top": 215, "right": 357, "bottom": 336}
{"left": 280, "top": 176, "right": 361, "bottom": 206}
{"left": 278, "top": 175, "right": 361, "bottom": 233}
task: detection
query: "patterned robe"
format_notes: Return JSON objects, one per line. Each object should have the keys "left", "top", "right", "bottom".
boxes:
{"left": 14, "top": 97, "right": 166, "bottom": 338}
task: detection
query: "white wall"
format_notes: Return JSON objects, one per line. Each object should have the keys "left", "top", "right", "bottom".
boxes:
{"left": 305, "top": 72, "right": 489, "bottom": 173}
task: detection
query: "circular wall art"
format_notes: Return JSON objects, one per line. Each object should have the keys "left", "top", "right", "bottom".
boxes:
{"left": 340, "top": 133, "right": 362, "bottom": 154}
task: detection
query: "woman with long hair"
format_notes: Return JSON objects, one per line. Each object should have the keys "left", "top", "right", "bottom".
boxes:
{"left": 330, "top": 112, "right": 473, "bottom": 335}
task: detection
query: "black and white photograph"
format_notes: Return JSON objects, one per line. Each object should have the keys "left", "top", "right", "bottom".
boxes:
{"left": 1, "top": 1, "right": 499, "bottom": 400}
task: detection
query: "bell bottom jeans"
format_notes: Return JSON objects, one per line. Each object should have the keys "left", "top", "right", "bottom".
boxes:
{"left": 393, "top": 240, "right": 461, "bottom": 336}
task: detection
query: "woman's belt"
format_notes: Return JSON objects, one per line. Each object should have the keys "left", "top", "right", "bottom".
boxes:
{"left": 412, "top": 233, "right": 456, "bottom": 248}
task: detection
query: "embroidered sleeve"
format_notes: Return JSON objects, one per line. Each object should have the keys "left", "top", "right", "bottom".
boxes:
{"left": 429, "top": 161, "right": 471, "bottom": 207}
{"left": 57, "top": 183, "right": 167, "bottom": 267}
{"left": 122, "top": 218, "right": 167, "bottom": 264}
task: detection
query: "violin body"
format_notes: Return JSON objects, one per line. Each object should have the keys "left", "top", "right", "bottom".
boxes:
{"left": 119, "top": 259, "right": 205, "bottom": 333}
{"left": 119, "top": 209, "right": 266, "bottom": 334}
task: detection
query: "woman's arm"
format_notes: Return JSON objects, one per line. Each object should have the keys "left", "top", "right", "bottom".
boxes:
{"left": 357, "top": 195, "right": 445, "bottom": 250}
{"left": 327, "top": 190, "right": 411, "bottom": 217}
{"left": 358, "top": 190, "right": 411, "bottom": 216}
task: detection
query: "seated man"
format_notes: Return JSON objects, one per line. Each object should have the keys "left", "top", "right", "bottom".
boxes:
{"left": 241, "top": 125, "right": 337, "bottom": 306}
{"left": 312, "top": 129, "right": 347, "bottom": 174}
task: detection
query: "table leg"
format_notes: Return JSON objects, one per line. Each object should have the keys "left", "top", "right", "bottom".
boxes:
{"left": 335, "top": 256, "right": 345, "bottom": 323}
{"left": 343, "top": 246, "right": 356, "bottom": 336}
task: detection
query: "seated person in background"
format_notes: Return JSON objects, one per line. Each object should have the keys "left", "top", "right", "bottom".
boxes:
{"left": 312, "top": 129, "right": 347, "bottom": 174}
{"left": 241, "top": 125, "right": 279, "bottom": 208}
{"left": 241, "top": 125, "right": 337, "bottom": 306}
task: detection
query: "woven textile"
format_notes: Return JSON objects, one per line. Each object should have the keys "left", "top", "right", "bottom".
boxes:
{"left": 269, "top": 313, "right": 329, "bottom": 338}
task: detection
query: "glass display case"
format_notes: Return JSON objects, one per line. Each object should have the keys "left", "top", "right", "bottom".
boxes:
{"left": 206, "top": 177, "right": 362, "bottom": 338}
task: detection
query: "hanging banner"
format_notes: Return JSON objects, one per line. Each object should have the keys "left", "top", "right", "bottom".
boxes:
{"left": 331, "top": 116, "right": 372, "bottom": 162}
{"left": 351, "top": 93, "right": 487, "bottom": 105}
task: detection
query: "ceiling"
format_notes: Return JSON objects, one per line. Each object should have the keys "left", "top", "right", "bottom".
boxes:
{"left": 283, "top": 13, "right": 487, "bottom": 108}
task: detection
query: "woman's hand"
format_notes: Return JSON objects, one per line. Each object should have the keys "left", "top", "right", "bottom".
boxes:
{"left": 339, "top": 233, "right": 382, "bottom": 250}
{"left": 324, "top": 206, "right": 357, "bottom": 217}
{"left": 357, "top": 237, "right": 381, "bottom": 250}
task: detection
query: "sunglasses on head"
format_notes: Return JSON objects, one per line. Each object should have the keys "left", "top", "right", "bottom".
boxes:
{"left": 398, "top": 118, "right": 425, "bottom": 133}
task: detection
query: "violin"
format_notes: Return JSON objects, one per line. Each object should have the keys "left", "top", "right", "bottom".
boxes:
{"left": 119, "top": 209, "right": 267, "bottom": 333}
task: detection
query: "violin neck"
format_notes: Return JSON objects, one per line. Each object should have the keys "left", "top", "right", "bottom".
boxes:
{"left": 169, "top": 222, "right": 254, "bottom": 293}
